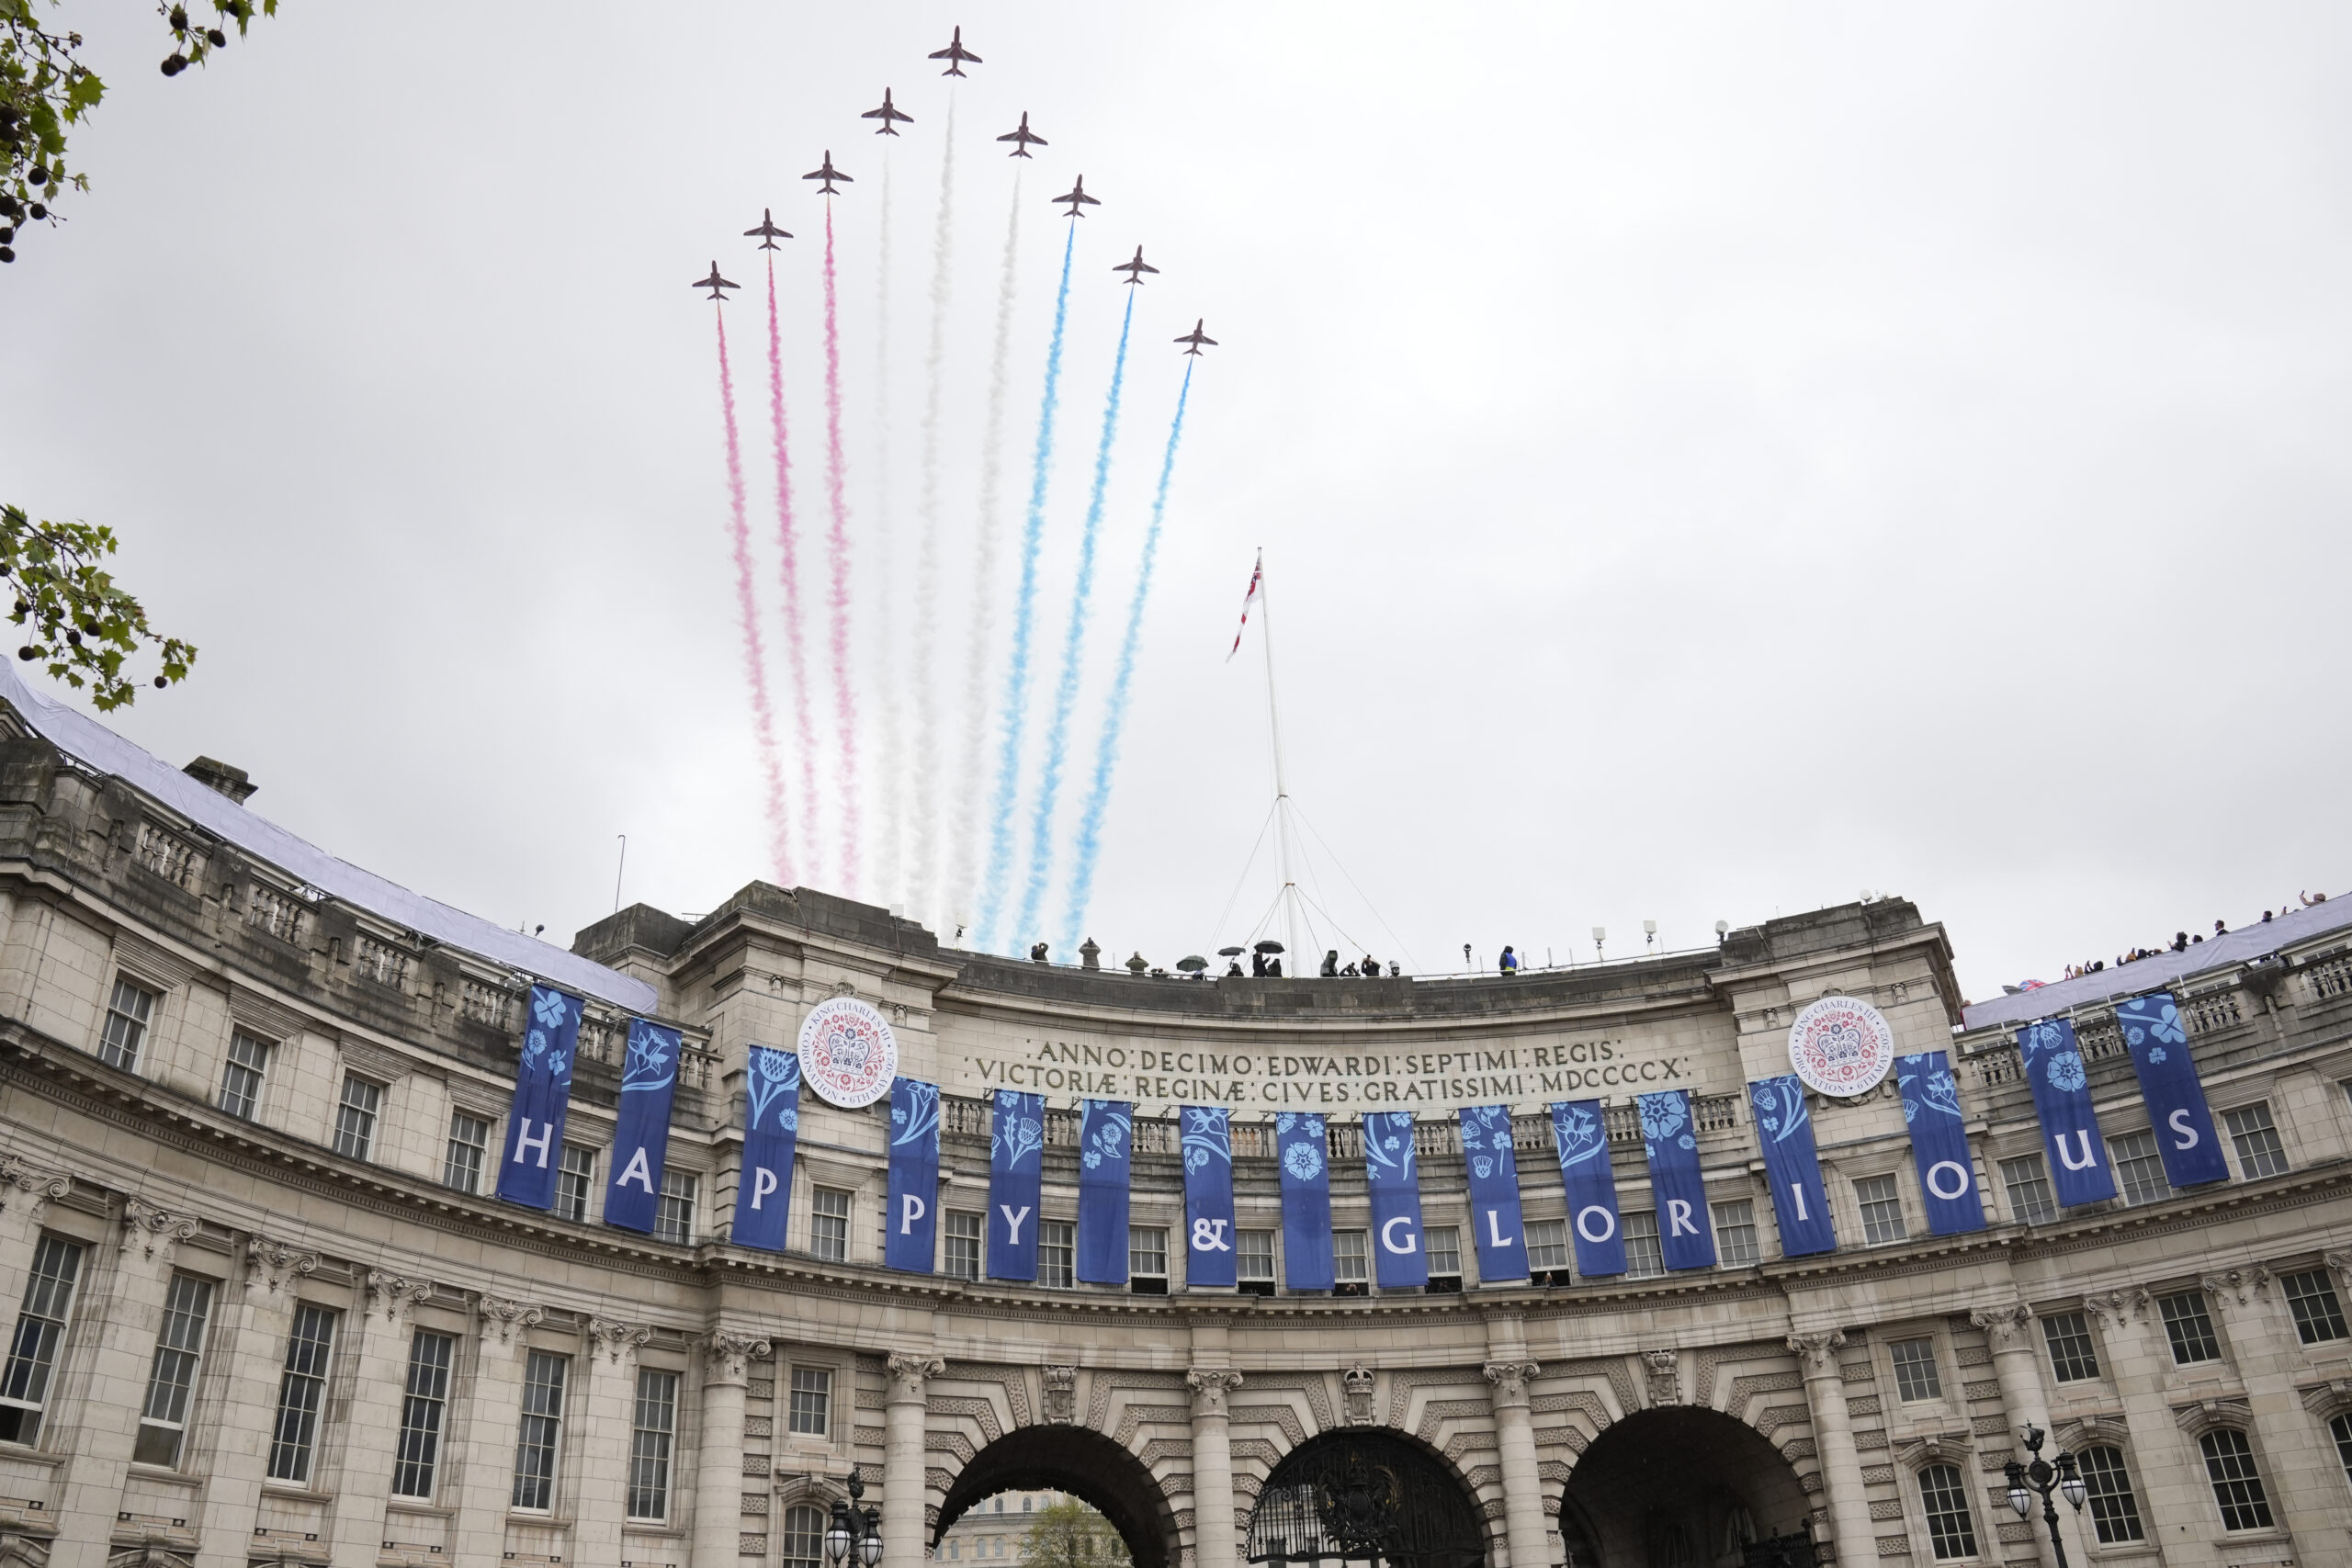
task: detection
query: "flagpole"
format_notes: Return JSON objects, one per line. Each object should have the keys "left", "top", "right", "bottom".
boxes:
{"left": 1255, "top": 552, "right": 1303, "bottom": 966}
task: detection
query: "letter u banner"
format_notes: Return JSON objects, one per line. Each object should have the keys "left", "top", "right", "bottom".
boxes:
{"left": 1276, "top": 1112, "right": 1334, "bottom": 1291}
{"left": 2116, "top": 992, "right": 2230, "bottom": 1188}
{"left": 733, "top": 1046, "right": 800, "bottom": 1252}
{"left": 1182, "top": 1108, "right": 1237, "bottom": 1289}
{"left": 989, "top": 1090, "right": 1045, "bottom": 1281}
{"left": 1550, "top": 1100, "right": 1625, "bottom": 1277}
{"left": 1363, "top": 1111, "right": 1427, "bottom": 1289}
{"left": 1747, "top": 1075, "right": 1837, "bottom": 1255}
{"left": 885, "top": 1077, "right": 941, "bottom": 1273}
{"left": 1896, "top": 1053, "right": 1985, "bottom": 1235}
{"left": 1638, "top": 1090, "right": 1716, "bottom": 1269}
{"left": 1077, "top": 1100, "right": 1133, "bottom": 1284}
{"left": 604, "top": 1019, "right": 681, "bottom": 1234}
{"left": 497, "top": 984, "right": 582, "bottom": 1211}
{"left": 2018, "top": 1019, "right": 2118, "bottom": 1207}
{"left": 1459, "top": 1104, "right": 1529, "bottom": 1281}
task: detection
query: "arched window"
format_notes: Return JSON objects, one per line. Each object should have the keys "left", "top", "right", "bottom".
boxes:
{"left": 2199, "top": 1430, "right": 2274, "bottom": 1530}
{"left": 782, "top": 1504, "right": 827, "bottom": 1568}
{"left": 1916, "top": 1463, "right": 1978, "bottom": 1560}
{"left": 2075, "top": 1447, "right": 2143, "bottom": 1543}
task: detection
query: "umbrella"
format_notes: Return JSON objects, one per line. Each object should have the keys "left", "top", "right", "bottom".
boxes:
{"left": 1216, "top": 946, "right": 1245, "bottom": 958}
{"left": 1177, "top": 955, "right": 1208, "bottom": 973}
{"left": 1254, "top": 940, "right": 1285, "bottom": 954}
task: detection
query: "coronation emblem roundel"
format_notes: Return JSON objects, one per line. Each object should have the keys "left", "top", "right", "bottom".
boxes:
{"left": 797, "top": 997, "right": 898, "bottom": 1109}
{"left": 1787, "top": 996, "right": 1895, "bottom": 1098}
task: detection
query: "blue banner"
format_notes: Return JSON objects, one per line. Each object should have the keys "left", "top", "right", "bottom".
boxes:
{"left": 1182, "top": 1108, "right": 1237, "bottom": 1289}
{"left": 604, "top": 1019, "right": 681, "bottom": 1235}
{"left": 1638, "top": 1090, "right": 1716, "bottom": 1270}
{"left": 2116, "top": 992, "right": 2229, "bottom": 1188}
{"left": 988, "top": 1090, "right": 1045, "bottom": 1280}
{"left": 2018, "top": 1019, "right": 2118, "bottom": 1207}
{"left": 1747, "top": 1075, "right": 1837, "bottom": 1256}
{"left": 1896, "top": 1053, "right": 1986, "bottom": 1235}
{"left": 1276, "top": 1112, "right": 1334, "bottom": 1291}
{"left": 733, "top": 1046, "right": 800, "bottom": 1252}
{"left": 1076, "top": 1100, "right": 1132, "bottom": 1284}
{"left": 884, "top": 1077, "right": 941, "bottom": 1272}
{"left": 1459, "top": 1104, "right": 1529, "bottom": 1282}
{"left": 1363, "top": 1111, "right": 1427, "bottom": 1289}
{"left": 496, "top": 985, "right": 582, "bottom": 1211}
{"left": 1551, "top": 1100, "right": 1625, "bottom": 1277}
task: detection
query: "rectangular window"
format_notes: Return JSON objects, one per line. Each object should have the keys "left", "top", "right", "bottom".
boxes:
{"left": 1855, "top": 1175, "right": 1905, "bottom": 1245}
{"left": 218, "top": 1031, "right": 271, "bottom": 1120}
{"left": 2283, "top": 1268, "right": 2350, "bottom": 1344}
{"left": 511, "top": 1349, "right": 568, "bottom": 1510}
{"left": 1332, "top": 1230, "right": 1369, "bottom": 1287}
{"left": 391, "top": 1329, "right": 454, "bottom": 1497}
{"left": 443, "top": 1111, "right": 491, "bottom": 1194}
{"left": 2000, "top": 1155, "right": 2056, "bottom": 1225}
{"left": 134, "top": 1272, "right": 214, "bottom": 1467}
{"left": 2109, "top": 1130, "right": 2171, "bottom": 1206}
{"left": 99, "top": 976, "right": 157, "bottom": 1072}
{"left": 1425, "top": 1225, "right": 1461, "bottom": 1280}
{"left": 0, "top": 1235, "right": 84, "bottom": 1444}
{"left": 1917, "top": 1462, "right": 1979, "bottom": 1559}
{"left": 1039, "top": 1221, "right": 1077, "bottom": 1289}
{"left": 2223, "top": 1103, "right": 2289, "bottom": 1179}
{"left": 2331, "top": 1413, "right": 2352, "bottom": 1493}
{"left": 2041, "top": 1311, "right": 2100, "bottom": 1382}
{"left": 655, "top": 1170, "right": 697, "bottom": 1246}
{"left": 2076, "top": 1446, "right": 2144, "bottom": 1544}
{"left": 557, "top": 1145, "right": 595, "bottom": 1224}
{"left": 1129, "top": 1226, "right": 1168, "bottom": 1291}
{"left": 1623, "top": 1212, "right": 1664, "bottom": 1279}
{"left": 810, "top": 1187, "right": 851, "bottom": 1263}
{"left": 1889, "top": 1337, "right": 1943, "bottom": 1402}
{"left": 266, "top": 1303, "right": 336, "bottom": 1483}
{"left": 2160, "top": 1291, "right": 2222, "bottom": 1364}
{"left": 944, "top": 1211, "right": 984, "bottom": 1282}
{"left": 1712, "top": 1201, "right": 1759, "bottom": 1267}
{"left": 788, "top": 1366, "right": 831, "bottom": 1437}
{"left": 334, "top": 1075, "right": 381, "bottom": 1162}
{"left": 2199, "top": 1429, "right": 2273, "bottom": 1530}
{"left": 1524, "top": 1219, "right": 1569, "bottom": 1272}
{"left": 628, "top": 1367, "right": 678, "bottom": 1520}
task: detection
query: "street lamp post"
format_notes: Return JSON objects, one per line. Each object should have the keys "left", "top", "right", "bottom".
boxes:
{"left": 824, "top": 1471, "right": 886, "bottom": 1568}
{"left": 2003, "top": 1424, "right": 2087, "bottom": 1568}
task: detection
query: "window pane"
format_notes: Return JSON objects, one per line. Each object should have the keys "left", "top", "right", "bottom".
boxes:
{"left": 1917, "top": 1463, "right": 1978, "bottom": 1559}
{"left": 2283, "top": 1269, "right": 2349, "bottom": 1344}
{"left": 220, "top": 1032, "right": 270, "bottom": 1120}
{"left": 789, "top": 1367, "right": 831, "bottom": 1436}
{"left": 656, "top": 1171, "right": 697, "bottom": 1246}
{"left": 1856, "top": 1176, "right": 1905, "bottom": 1245}
{"left": 1524, "top": 1220, "right": 1568, "bottom": 1272}
{"left": 444, "top": 1111, "right": 491, "bottom": 1194}
{"left": 392, "top": 1329, "right": 454, "bottom": 1497}
{"left": 2109, "top": 1131, "right": 2171, "bottom": 1206}
{"left": 1424, "top": 1226, "right": 1461, "bottom": 1277}
{"left": 2077, "top": 1446, "right": 2143, "bottom": 1544}
{"left": 2199, "top": 1429, "right": 2273, "bottom": 1530}
{"left": 557, "top": 1145, "right": 595, "bottom": 1224}
{"left": 2160, "top": 1292, "right": 2221, "bottom": 1364}
{"left": 2041, "top": 1311, "right": 2100, "bottom": 1382}
{"left": 2332, "top": 1413, "right": 2352, "bottom": 1493}
{"left": 0, "top": 1235, "right": 84, "bottom": 1444}
{"left": 2223, "top": 1103, "right": 2289, "bottom": 1179}
{"left": 1711, "top": 1201, "right": 1758, "bottom": 1267}
{"left": 782, "top": 1503, "right": 827, "bottom": 1568}
{"left": 1889, "top": 1337, "right": 1942, "bottom": 1402}
{"left": 1332, "top": 1231, "right": 1369, "bottom": 1283}
{"left": 266, "top": 1304, "right": 336, "bottom": 1483}
{"left": 135, "top": 1273, "right": 214, "bottom": 1467}
{"left": 1237, "top": 1230, "right": 1276, "bottom": 1281}
{"left": 2000, "top": 1155, "right": 2055, "bottom": 1225}
{"left": 1128, "top": 1227, "right": 1167, "bottom": 1277}
{"left": 1039, "top": 1221, "right": 1076, "bottom": 1289}
{"left": 334, "top": 1076, "right": 381, "bottom": 1162}
{"left": 512, "top": 1350, "right": 568, "bottom": 1510}
{"left": 628, "top": 1368, "right": 678, "bottom": 1520}
{"left": 811, "top": 1187, "right": 851, "bottom": 1263}
{"left": 1623, "top": 1213, "right": 1663, "bottom": 1279}
{"left": 944, "top": 1212, "right": 984, "bottom": 1282}
{"left": 100, "top": 977, "right": 156, "bottom": 1071}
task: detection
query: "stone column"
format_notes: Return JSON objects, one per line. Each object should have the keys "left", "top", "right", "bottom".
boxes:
{"left": 1970, "top": 1303, "right": 2064, "bottom": 1568}
{"left": 194, "top": 1237, "right": 321, "bottom": 1568}
{"left": 885, "top": 1353, "right": 943, "bottom": 1568}
{"left": 327, "top": 1270, "right": 435, "bottom": 1568}
{"left": 690, "top": 1331, "right": 771, "bottom": 1568}
{"left": 1481, "top": 1360, "right": 1548, "bottom": 1568}
{"left": 1188, "top": 1369, "right": 1245, "bottom": 1568}
{"left": 576, "top": 1317, "right": 653, "bottom": 1568}
{"left": 0, "top": 1152, "right": 74, "bottom": 1314}
{"left": 451, "top": 1294, "right": 546, "bottom": 1566}
{"left": 1790, "top": 1331, "right": 1874, "bottom": 1568}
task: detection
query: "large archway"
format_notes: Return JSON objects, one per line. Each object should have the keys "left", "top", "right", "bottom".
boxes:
{"left": 1559, "top": 1408, "right": 1815, "bottom": 1568}
{"left": 933, "top": 1426, "right": 1178, "bottom": 1568}
{"left": 1245, "top": 1430, "right": 1486, "bottom": 1568}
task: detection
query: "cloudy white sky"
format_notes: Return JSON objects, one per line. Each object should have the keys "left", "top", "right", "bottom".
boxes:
{"left": 4, "top": 4, "right": 2346, "bottom": 1002}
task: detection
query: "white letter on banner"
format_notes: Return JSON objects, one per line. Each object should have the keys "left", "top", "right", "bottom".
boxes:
{"left": 899, "top": 1193, "right": 926, "bottom": 1235}
{"left": 1485, "top": 1209, "right": 1515, "bottom": 1248}
{"left": 1576, "top": 1205, "right": 1617, "bottom": 1243}
{"left": 616, "top": 1146, "right": 654, "bottom": 1192}
{"left": 1667, "top": 1199, "right": 1698, "bottom": 1236}
{"left": 2054, "top": 1129, "right": 2098, "bottom": 1171}
{"left": 1380, "top": 1216, "right": 1418, "bottom": 1255}
{"left": 1001, "top": 1205, "right": 1032, "bottom": 1244}
{"left": 2169, "top": 1109, "right": 2200, "bottom": 1150}
{"left": 1926, "top": 1160, "right": 1970, "bottom": 1201}
{"left": 750, "top": 1168, "right": 778, "bottom": 1211}
{"left": 512, "top": 1118, "right": 552, "bottom": 1168}
{"left": 1193, "top": 1219, "right": 1230, "bottom": 1253}
{"left": 1789, "top": 1183, "right": 1809, "bottom": 1222}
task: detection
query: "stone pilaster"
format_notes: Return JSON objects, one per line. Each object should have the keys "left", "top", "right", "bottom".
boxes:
{"left": 451, "top": 1293, "right": 546, "bottom": 1565}
{"left": 193, "top": 1235, "right": 321, "bottom": 1568}
{"left": 885, "top": 1352, "right": 944, "bottom": 1568}
{"left": 1968, "top": 1303, "right": 2064, "bottom": 1568}
{"left": 690, "top": 1330, "right": 770, "bottom": 1568}
{"left": 1790, "top": 1331, "right": 1874, "bottom": 1567}
{"left": 576, "top": 1316, "right": 653, "bottom": 1568}
{"left": 1481, "top": 1359, "right": 1547, "bottom": 1568}
{"left": 1187, "top": 1369, "right": 1244, "bottom": 1568}
{"left": 327, "top": 1270, "right": 435, "bottom": 1567}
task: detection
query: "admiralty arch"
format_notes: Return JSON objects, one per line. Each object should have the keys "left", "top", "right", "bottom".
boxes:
{"left": 1, "top": 673, "right": 2351, "bottom": 1568}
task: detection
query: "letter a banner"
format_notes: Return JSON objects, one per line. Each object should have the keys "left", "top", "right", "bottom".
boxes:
{"left": 1182, "top": 1107, "right": 1238, "bottom": 1289}
{"left": 1459, "top": 1104, "right": 1529, "bottom": 1282}
{"left": 1638, "top": 1090, "right": 1716, "bottom": 1269}
{"left": 1895, "top": 1054, "right": 1985, "bottom": 1235}
{"left": 605, "top": 1019, "right": 681, "bottom": 1234}
{"left": 1076, "top": 1099, "right": 1133, "bottom": 1284}
{"left": 1551, "top": 1100, "right": 1625, "bottom": 1277}
{"left": 885, "top": 1077, "right": 941, "bottom": 1273}
{"left": 1748, "top": 1075, "right": 1838, "bottom": 1255}
{"left": 988, "top": 1090, "right": 1045, "bottom": 1281}
{"left": 2018, "top": 1019, "right": 2118, "bottom": 1207}
{"left": 497, "top": 984, "right": 582, "bottom": 1211}
{"left": 1363, "top": 1111, "right": 1427, "bottom": 1289}
{"left": 733, "top": 1045, "right": 801, "bottom": 1252}
{"left": 1276, "top": 1112, "right": 1334, "bottom": 1291}
{"left": 2115, "top": 992, "right": 2229, "bottom": 1188}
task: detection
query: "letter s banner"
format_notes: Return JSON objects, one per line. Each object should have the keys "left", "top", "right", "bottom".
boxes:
{"left": 2114, "top": 992, "right": 2229, "bottom": 1189}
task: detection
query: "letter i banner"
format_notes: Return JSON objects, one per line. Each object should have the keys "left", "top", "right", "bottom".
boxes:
{"left": 885, "top": 1077, "right": 942, "bottom": 1273}
{"left": 1637, "top": 1089, "right": 1716, "bottom": 1269}
{"left": 1275, "top": 1112, "right": 1334, "bottom": 1291}
{"left": 1182, "top": 1107, "right": 1237, "bottom": 1288}
{"left": 733, "top": 1046, "right": 802, "bottom": 1252}
{"left": 1076, "top": 1099, "right": 1133, "bottom": 1284}
{"left": 1895, "top": 1055, "right": 1984, "bottom": 1235}
{"left": 604, "top": 1019, "right": 682, "bottom": 1234}
{"left": 2115, "top": 992, "right": 2229, "bottom": 1188}
{"left": 1550, "top": 1100, "right": 1625, "bottom": 1277}
{"left": 1363, "top": 1111, "right": 1426, "bottom": 1289}
{"left": 1747, "top": 1075, "right": 1838, "bottom": 1255}
{"left": 989, "top": 1090, "right": 1046, "bottom": 1280}
{"left": 2017, "top": 1019, "right": 2118, "bottom": 1206}
{"left": 497, "top": 984, "right": 582, "bottom": 1210}
{"left": 1458, "top": 1104, "right": 1529, "bottom": 1282}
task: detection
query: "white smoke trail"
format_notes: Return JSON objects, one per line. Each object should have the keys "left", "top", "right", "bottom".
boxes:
{"left": 909, "top": 97, "right": 957, "bottom": 926}
{"left": 872, "top": 147, "right": 905, "bottom": 907}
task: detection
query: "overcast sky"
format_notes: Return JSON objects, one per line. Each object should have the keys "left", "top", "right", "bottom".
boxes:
{"left": 4, "top": 4, "right": 2347, "bottom": 1004}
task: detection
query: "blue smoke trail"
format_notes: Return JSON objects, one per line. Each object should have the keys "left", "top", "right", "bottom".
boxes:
{"left": 1014, "top": 288, "right": 1136, "bottom": 950}
{"left": 974, "top": 222, "right": 1076, "bottom": 953}
{"left": 1058, "top": 360, "right": 1193, "bottom": 951}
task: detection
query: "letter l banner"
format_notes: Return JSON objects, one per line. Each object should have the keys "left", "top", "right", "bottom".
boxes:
{"left": 1076, "top": 1100, "right": 1133, "bottom": 1284}
{"left": 2115, "top": 992, "right": 2229, "bottom": 1188}
{"left": 1747, "top": 1075, "right": 1838, "bottom": 1255}
{"left": 885, "top": 1078, "right": 942, "bottom": 1272}
{"left": 604, "top": 1019, "right": 682, "bottom": 1234}
{"left": 1182, "top": 1107, "right": 1237, "bottom": 1289}
{"left": 2018, "top": 1019, "right": 2119, "bottom": 1207}
{"left": 988, "top": 1090, "right": 1045, "bottom": 1280}
{"left": 1551, "top": 1100, "right": 1625, "bottom": 1277}
{"left": 1363, "top": 1111, "right": 1427, "bottom": 1289}
{"left": 1638, "top": 1090, "right": 1716, "bottom": 1269}
{"left": 1276, "top": 1112, "right": 1335, "bottom": 1291}
{"left": 1459, "top": 1104, "right": 1529, "bottom": 1281}
{"left": 1896, "top": 1053, "right": 1985, "bottom": 1235}
{"left": 497, "top": 984, "right": 582, "bottom": 1211}
{"left": 733, "top": 1046, "right": 800, "bottom": 1252}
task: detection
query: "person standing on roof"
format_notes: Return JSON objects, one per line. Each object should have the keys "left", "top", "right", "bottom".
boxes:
{"left": 1499, "top": 945, "right": 1519, "bottom": 976}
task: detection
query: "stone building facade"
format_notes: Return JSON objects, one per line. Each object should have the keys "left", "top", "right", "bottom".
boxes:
{"left": 0, "top": 693, "right": 2347, "bottom": 1568}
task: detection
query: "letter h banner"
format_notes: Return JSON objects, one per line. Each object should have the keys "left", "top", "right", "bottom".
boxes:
{"left": 498, "top": 984, "right": 582, "bottom": 1211}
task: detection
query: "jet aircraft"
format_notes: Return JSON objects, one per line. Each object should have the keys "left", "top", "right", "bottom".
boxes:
{"left": 1175, "top": 320, "right": 1217, "bottom": 355}
{"left": 929, "top": 27, "right": 981, "bottom": 76}
{"left": 997, "top": 112, "right": 1046, "bottom": 158}
{"left": 692, "top": 263, "right": 739, "bottom": 302}
{"left": 862, "top": 89, "right": 912, "bottom": 135}
{"left": 1052, "top": 175, "right": 1100, "bottom": 218}
{"left": 1114, "top": 246, "right": 1159, "bottom": 286}
{"left": 803, "top": 152, "right": 852, "bottom": 195}
{"left": 744, "top": 209, "right": 792, "bottom": 250}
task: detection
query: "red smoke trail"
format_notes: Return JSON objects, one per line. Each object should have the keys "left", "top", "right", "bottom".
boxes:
{"left": 765, "top": 253, "right": 820, "bottom": 886}
{"left": 716, "top": 306, "right": 794, "bottom": 886}
{"left": 820, "top": 202, "right": 862, "bottom": 895}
